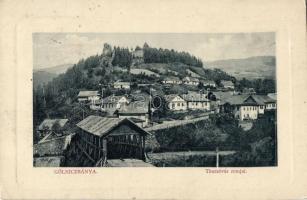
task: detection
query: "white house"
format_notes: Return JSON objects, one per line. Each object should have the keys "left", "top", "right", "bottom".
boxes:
{"left": 77, "top": 91, "right": 100, "bottom": 103}
{"left": 253, "top": 95, "right": 276, "bottom": 111}
{"left": 102, "top": 95, "right": 130, "bottom": 115}
{"left": 221, "top": 95, "right": 265, "bottom": 121}
{"left": 203, "top": 80, "right": 216, "bottom": 88}
{"left": 181, "top": 93, "right": 210, "bottom": 110}
{"left": 183, "top": 77, "right": 199, "bottom": 86}
{"left": 221, "top": 81, "right": 235, "bottom": 90}
{"left": 164, "top": 94, "right": 187, "bottom": 111}
{"left": 162, "top": 76, "right": 182, "bottom": 85}
{"left": 113, "top": 81, "right": 131, "bottom": 90}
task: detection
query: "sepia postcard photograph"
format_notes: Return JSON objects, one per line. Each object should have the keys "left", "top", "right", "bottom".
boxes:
{"left": 32, "top": 32, "right": 277, "bottom": 168}
{"left": 1, "top": 0, "right": 306, "bottom": 199}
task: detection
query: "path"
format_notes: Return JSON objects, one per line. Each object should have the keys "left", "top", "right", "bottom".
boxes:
{"left": 145, "top": 115, "right": 210, "bottom": 132}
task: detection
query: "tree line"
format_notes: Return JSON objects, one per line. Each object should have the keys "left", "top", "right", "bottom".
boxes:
{"left": 143, "top": 44, "right": 203, "bottom": 67}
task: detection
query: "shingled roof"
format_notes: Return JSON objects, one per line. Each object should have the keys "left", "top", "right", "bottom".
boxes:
{"left": 221, "top": 95, "right": 267, "bottom": 106}
{"left": 118, "top": 102, "right": 148, "bottom": 114}
{"left": 76, "top": 115, "right": 150, "bottom": 137}
{"left": 38, "top": 119, "right": 68, "bottom": 131}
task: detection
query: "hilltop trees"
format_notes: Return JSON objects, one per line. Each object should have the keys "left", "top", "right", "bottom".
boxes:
{"left": 143, "top": 44, "right": 203, "bottom": 67}
{"left": 112, "top": 47, "right": 132, "bottom": 69}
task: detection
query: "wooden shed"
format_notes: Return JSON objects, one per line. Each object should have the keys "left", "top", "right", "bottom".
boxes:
{"left": 76, "top": 115, "right": 150, "bottom": 165}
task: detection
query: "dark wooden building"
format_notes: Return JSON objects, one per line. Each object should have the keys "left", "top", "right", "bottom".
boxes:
{"left": 75, "top": 115, "right": 150, "bottom": 166}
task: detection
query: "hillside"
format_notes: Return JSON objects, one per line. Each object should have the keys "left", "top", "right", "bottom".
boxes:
{"left": 205, "top": 56, "right": 276, "bottom": 80}
{"left": 33, "top": 71, "right": 58, "bottom": 89}
{"left": 34, "top": 63, "right": 74, "bottom": 75}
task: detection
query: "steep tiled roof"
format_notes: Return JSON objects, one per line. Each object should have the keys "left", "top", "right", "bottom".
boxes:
{"left": 253, "top": 95, "right": 276, "bottom": 103}
{"left": 222, "top": 95, "right": 268, "bottom": 105}
{"left": 76, "top": 115, "right": 149, "bottom": 137}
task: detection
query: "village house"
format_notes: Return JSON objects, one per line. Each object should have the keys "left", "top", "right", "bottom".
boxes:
{"left": 181, "top": 93, "right": 210, "bottom": 110}
{"left": 164, "top": 94, "right": 187, "bottom": 111}
{"left": 253, "top": 95, "right": 277, "bottom": 110}
{"left": 220, "top": 95, "right": 266, "bottom": 120}
{"left": 162, "top": 76, "right": 182, "bottom": 85}
{"left": 117, "top": 102, "right": 149, "bottom": 127}
{"left": 202, "top": 80, "right": 216, "bottom": 88}
{"left": 221, "top": 80, "right": 235, "bottom": 90}
{"left": 186, "top": 69, "right": 201, "bottom": 78}
{"left": 183, "top": 76, "right": 199, "bottom": 86}
{"left": 37, "top": 118, "right": 69, "bottom": 140}
{"left": 113, "top": 80, "right": 131, "bottom": 90}
{"left": 101, "top": 95, "right": 130, "bottom": 115}
{"left": 33, "top": 134, "right": 74, "bottom": 167}
{"left": 77, "top": 90, "right": 100, "bottom": 103}
{"left": 75, "top": 116, "right": 151, "bottom": 166}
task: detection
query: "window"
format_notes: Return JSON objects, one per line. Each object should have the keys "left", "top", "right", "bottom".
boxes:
{"left": 172, "top": 103, "right": 175, "bottom": 108}
{"left": 177, "top": 103, "right": 180, "bottom": 106}
{"left": 181, "top": 103, "right": 184, "bottom": 106}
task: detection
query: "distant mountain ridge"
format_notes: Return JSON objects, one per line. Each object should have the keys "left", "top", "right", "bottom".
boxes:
{"left": 34, "top": 63, "right": 74, "bottom": 75}
{"left": 204, "top": 56, "right": 276, "bottom": 80}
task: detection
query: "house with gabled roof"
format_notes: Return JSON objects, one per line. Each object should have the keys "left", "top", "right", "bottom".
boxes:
{"left": 113, "top": 80, "right": 131, "bottom": 90}
{"left": 252, "top": 95, "right": 276, "bottom": 111}
{"left": 183, "top": 76, "right": 199, "bottom": 86}
{"left": 37, "top": 118, "right": 69, "bottom": 140}
{"left": 220, "top": 95, "right": 265, "bottom": 120}
{"left": 78, "top": 90, "right": 100, "bottom": 103}
{"left": 162, "top": 76, "right": 182, "bottom": 85}
{"left": 117, "top": 101, "right": 150, "bottom": 127}
{"left": 181, "top": 93, "right": 210, "bottom": 110}
{"left": 33, "top": 134, "right": 75, "bottom": 167}
{"left": 164, "top": 94, "right": 187, "bottom": 111}
{"left": 101, "top": 95, "right": 130, "bottom": 115}
{"left": 202, "top": 80, "right": 216, "bottom": 88}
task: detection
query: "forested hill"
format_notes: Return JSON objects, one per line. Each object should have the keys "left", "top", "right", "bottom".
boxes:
{"left": 37, "top": 42, "right": 234, "bottom": 97}
{"left": 33, "top": 43, "right": 234, "bottom": 126}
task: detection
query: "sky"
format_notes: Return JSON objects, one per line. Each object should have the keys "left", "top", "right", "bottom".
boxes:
{"left": 33, "top": 32, "right": 275, "bottom": 70}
